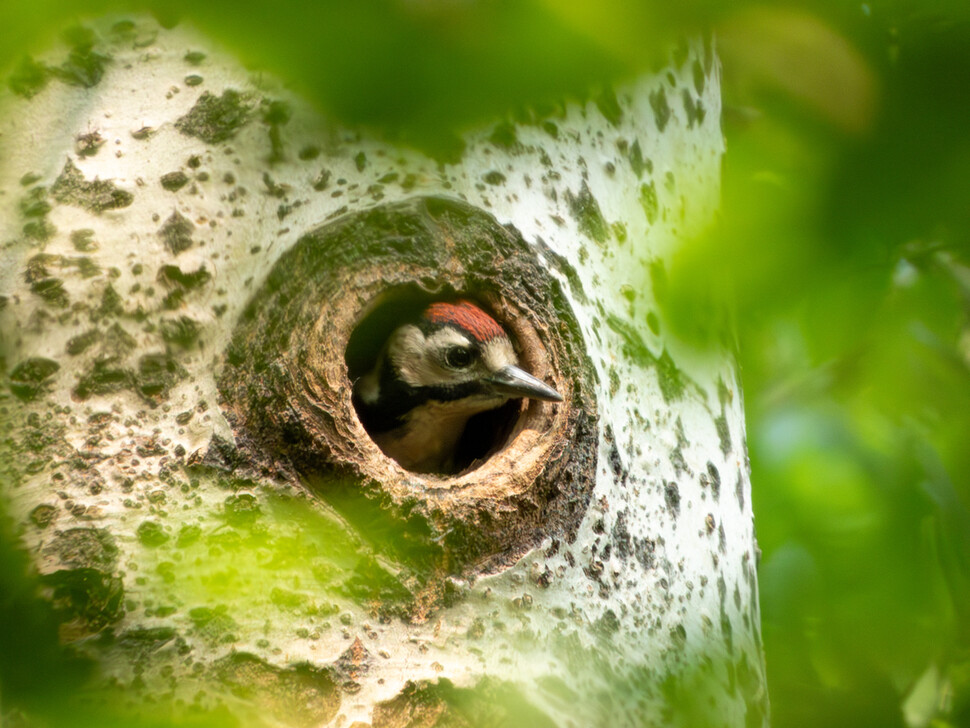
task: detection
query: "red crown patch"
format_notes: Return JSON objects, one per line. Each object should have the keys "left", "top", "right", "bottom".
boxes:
{"left": 423, "top": 300, "right": 505, "bottom": 343}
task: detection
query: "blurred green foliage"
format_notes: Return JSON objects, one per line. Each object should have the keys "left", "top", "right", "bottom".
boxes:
{"left": 690, "top": 3, "right": 970, "bottom": 727}
{"left": 3, "top": 1, "right": 970, "bottom": 727}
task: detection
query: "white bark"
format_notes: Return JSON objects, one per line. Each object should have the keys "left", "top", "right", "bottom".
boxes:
{"left": 0, "top": 16, "right": 765, "bottom": 727}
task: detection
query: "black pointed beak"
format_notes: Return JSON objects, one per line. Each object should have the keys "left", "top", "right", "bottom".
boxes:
{"left": 487, "top": 365, "right": 563, "bottom": 402}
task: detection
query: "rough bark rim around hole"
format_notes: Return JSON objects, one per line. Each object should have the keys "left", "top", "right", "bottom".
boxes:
{"left": 219, "top": 196, "right": 597, "bottom": 580}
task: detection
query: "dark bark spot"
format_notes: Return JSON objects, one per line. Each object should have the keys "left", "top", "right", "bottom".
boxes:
{"left": 628, "top": 138, "right": 652, "bottom": 179}
{"left": 715, "top": 412, "right": 731, "bottom": 455}
{"left": 116, "top": 626, "right": 180, "bottom": 658}
{"left": 705, "top": 513, "right": 716, "bottom": 534}
{"left": 299, "top": 145, "right": 321, "bottom": 160}
{"left": 605, "top": 316, "right": 685, "bottom": 402}
{"left": 261, "top": 99, "right": 292, "bottom": 163}
{"left": 664, "top": 481, "right": 681, "bottom": 515}
{"left": 650, "top": 86, "right": 671, "bottom": 132}
{"left": 612, "top": 511, "right": 632, "bottom": 561}
{"left": 334, "top": 636, "right": 372, "bottom": 691}
{"left": 189, "top": 433, "right": 242, "bottom": 473}
{"left": 223, "top": 493, "right": 261, "bottom": 527}
{"left": 8, "top": 56, "right": 50, "bottom": 98}
{"left": 44, "top": 527, "right": 118, "bottom": 571}
{"left": 51, "top": 159, "right": 133, "bottom": 213}
{"left": 40, "top": 528, "right": 123, "bottom": 637}
{"left": 212, "top": 653, "right": 340, "bottom": 727}
{"left": 136, "top": 352, "right": 186, "bottom": 401}
{"left": 692, "top": 59, "right": 706, "bottom": 95}
{"left": 605, "top": 425, "right": 627, "bottom": 485}
{"left": 706, "top": 461, "right": 721, "bottom": 500}
{"left": 41, "top": 568, "right": 124, "bottom": 636}
{"left": 20, "top": 186, "right": 51, "bottom": 218}
{"left": 158, "top": 263, "right": 211, "bottom": 291}
{"left": 565, "top": 181, "right": 609, "bottom": 244}
{"left": 98, "top": 283, "right": 124, "bottom": 318}
{"left": 71, "top": 229, "right": 98, "bottom": 251}
{"left": 160, "top": 316, "right": 201, "bottom": 347}
{"left": 735, "top": 467, "right": 746, "bottom": 511}
{"left": 718, "top": 574, "right": 734, "bottom": 655}
{"left": 30, "top": 504, "right": 58, "bottom": 528}
{"left": 176, "top": 524, "right": 202, "bottom": 547}
{"left": 158, "top": 211, "right": 194, "bottom": 255}
{"left": 30, "top": 277, "right": 69, "bottom": 308}
{"left": 656, "top": 349, "right": 685, "bottom": 402}
{"left": 75, "top": 130, "right": 104, "bottom": 157}
{"left": 137, "top": 520, "right": 169, "bottom": 547}
{"left": 74, "top": 357, "right": 132, "bottom": 399}
{"left": 595, "top": 85, "right": 623, "bottom": 126}
{"left": 682, "top": 89, "right": 706, "bottom": 127}
{"left": 639, "top": 180, "right": 658, "bottom": 225}
{"left": 51, "top": 27, "right": 109, "bottom": 88}
{"left": 160, "top": 171, "right": 189, "bottom": 191}
{"left": 23, "top": 218, "right": 57, "bottom": 241}
{"left": 593, "top": 608, "right": 621, "bottom": 639}
{"left": 175, "top": 89, "right": 253, "bottom": 144}
{"left": 373, "top": 679, "right": 555, "bottom": 728}
{"left": 10, "top": 357, "right": 60, "bottom": 400}
{"left": 189, "top": 606, "right": 239, "bottom": 644}
{"left": 489, "top": 120, "right": 519, "bottom": 149}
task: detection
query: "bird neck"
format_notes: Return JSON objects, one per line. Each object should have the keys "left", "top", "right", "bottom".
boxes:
{"left": 370, "top": 397, "right": 505, "bottom": 474}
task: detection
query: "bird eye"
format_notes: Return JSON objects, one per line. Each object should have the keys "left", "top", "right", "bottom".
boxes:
{"left": 444, "top": 346, "right": 473, "bottom": 369}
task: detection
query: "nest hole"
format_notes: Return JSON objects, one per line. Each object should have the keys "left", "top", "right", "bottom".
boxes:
{"left": 219, "top": 196, "right": 597, "bottom": 583}
{"left": 345, "top": 284, "right": 528, "bottom": 475}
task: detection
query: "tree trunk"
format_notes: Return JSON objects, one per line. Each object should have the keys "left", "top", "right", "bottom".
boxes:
{"left": 0, "top": 15, "right": 766, "bottom": 728}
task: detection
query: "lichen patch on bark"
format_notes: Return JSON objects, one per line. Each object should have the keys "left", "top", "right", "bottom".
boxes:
{"left": 38, "top": 527, "right": 125, "bottom": 639}
{"left": 158, "top": 211, "right": 195, "bottom": 255}
{"left": 51, "top": 158, "right": 134, "bottom": 213}
{"left": 175, "top": 89, "right": 255, "bottom": 144}
{"left": 371, "top": 678, "right": 556, "bottom": 728}
{"left": 212, "top": 652, "right": 341, "bottom": 727}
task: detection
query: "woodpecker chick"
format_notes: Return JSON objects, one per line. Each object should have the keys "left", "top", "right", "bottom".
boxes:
{"left": 353, "top": 300, "right": 562, "bottom": 474}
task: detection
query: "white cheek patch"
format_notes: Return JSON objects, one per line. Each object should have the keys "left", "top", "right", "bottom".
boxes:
{"left": 388, "top": 326, "right": 433, "bottom": 388}
{"left": 389, "top": 326, "right": 478, "bottom": 388}
{"left": 386, "top": 326, "right": 517, "bottom": 389}
{"left": 481, "top": 337, "right": 517, "bottom": 372}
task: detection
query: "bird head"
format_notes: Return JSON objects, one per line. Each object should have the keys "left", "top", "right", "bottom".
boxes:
{"left": 353, "top": 299, "right": 561, "bottom": 472}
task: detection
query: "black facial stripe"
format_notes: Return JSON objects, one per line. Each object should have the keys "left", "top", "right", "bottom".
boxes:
{"left": 353, "top": 359, "right": 491, "bottom": 433}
